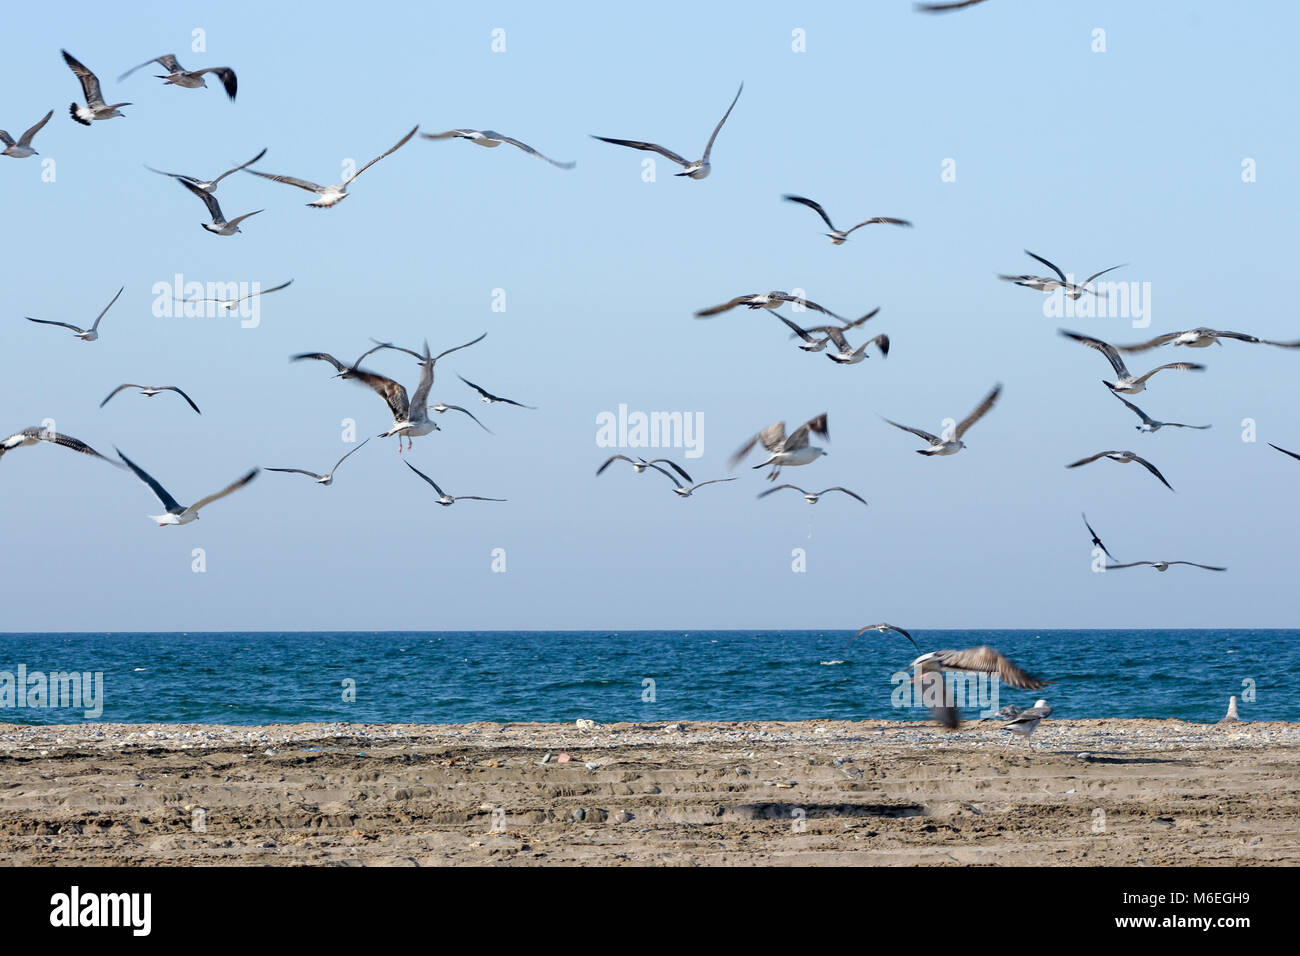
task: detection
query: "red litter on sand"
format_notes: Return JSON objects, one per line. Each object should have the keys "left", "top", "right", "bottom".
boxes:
{"left": 557, "top": 753, "right": 571, "bottom": 763}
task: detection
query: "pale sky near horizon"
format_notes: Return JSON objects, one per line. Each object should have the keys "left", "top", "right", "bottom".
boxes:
{"left": 2, "top": 1, "right": 1298, "bottom": 632}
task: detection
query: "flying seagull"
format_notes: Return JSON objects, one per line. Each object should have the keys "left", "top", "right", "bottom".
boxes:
{"left": 757, "top": 484, "right": 867, "bottom": 506}
{"left": 348, "top": 342, "right": 439, "bottom": 450}
{"left": 181, "top": 279, "right": 293, "bottom": 311}
{"left": 1082, "top": 513, "right": 1118, "bottom": 562}
{"left": 290, "top": 345, "right": 389, "bottom": 381}
{"left": 404, "top": 461, "right": 505, "bottom": 506}
{"left": 1115, "top": 327, "right": 1300, "bottom": 352}
{"left": 848, "top": 622, "right": 916, "bottom": 650}
{"left": 908, "top": 646, "right": 1051, "bottom": 729}
{"left": 100, "top": 384, "right": 201, "bottom": 415}
{"left": 1110, "top": 392, "right": 1209, "bottom": 432}
{"left": 364, "top": 333, "right": 487, "bottom": 375}
{"left": 421, "top": 129, "right": 574, "bottom": 168}
{"left": 916, "top": 0, "right": 991, "bottom": 12}
{"left": 824, "top": 326, "right": 890, "bottom": 365}
{"left": 882, "top": 383, "right": 1001, "bottom": 456}
{"left": 1059, "top": 330, "right": 1204, "bottom": 394}
{"left": 266, "top": 439, "right": 370, "bottom": 486}
{"left": 696, "top": 290, "right": 843, "bottom": 320}
{"left": 781, "top": 195, "right": 912, "bottom": 245}
{"left": 0, "top": 110, "right": 53, "bottom": 158}
{"left": 427, "top": 403, "right": 492, "bottom": 433}
{"left": 245, "top": 126, "right": 419, "bottom": 208}
{"left": 1270, "top": 443, "right": 1300, "bottom": 463}
{"left": 1, "top": 427, "right": 117, "bottom": 466}
{"left": 1000, "top": 700, "right": 1053, "bottom": 749}
{"left": 25, "top": 286, "right": 123, "bottom": 341}
{"left": 1000, "top": 250, "right": 1126, "bottom": 299}
{"left": 1105, "top": 560, "right": 1226, "bottom": 573}
{"left": 1066, "top": 450, "right": 1174, "bottom": 492}
{"left": 117, "top": 449, "right": 258, "bottom": 526}
{"left": 978, "top": 704, "right": 1024, "bottom": 722}
{"left": 178, "top": 178, "right": 262, "bottom": 235}
{"left": 778, "top": 308, "right": 881, "bottom": 353}
{"left": 729, "top": 414, "right": 829, "bottom": 480}
{"left": 458, "top": 375, "right": 536, "bottom": 409}
{"left": 597, "top": 455, "right": 692, "bottom": 483}
{"left": 63, "top": 51, "right": 130, "bottom": 125}
{"left": 592, "top": 82, "right": 742, "bottom": 180}
{"left": 659, "top": 474, "right": 737, "bottom": 498}
{"left": 144, "top": 147, "right": 267, "bottom": 193}
{"left": 118, "top": 54, "right": 237, "bottom": 100}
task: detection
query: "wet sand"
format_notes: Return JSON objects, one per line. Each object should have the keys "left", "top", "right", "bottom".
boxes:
{"left": 1, "top": 719, "right": 1296, "bottom": 865}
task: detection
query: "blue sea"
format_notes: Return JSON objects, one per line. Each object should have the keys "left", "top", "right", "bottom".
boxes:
{"left": 0, "top": 630, "right": 1293, "bottom": 725}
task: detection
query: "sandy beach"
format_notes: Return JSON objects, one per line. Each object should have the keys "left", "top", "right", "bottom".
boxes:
{"left": 1, "top": 719, "right": 1296, "bottom": 866}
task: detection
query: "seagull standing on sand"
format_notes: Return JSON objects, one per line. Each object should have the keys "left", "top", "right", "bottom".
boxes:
{"left": 729, "top": 414, "right": 830, "bottom": 480}
{"left": 1000, "top": 251, "right": 1126, "bottom": 299}
{"left": 144, "top": 148, "right": 267, "bottom": 192}
{"left": 404, "top": 462, "right": 505, "bottom": 506}
{"left": 758, "top": 485, "right": 867, "bottom": 506}
{"left": 882, "top": 384, "right": 1001, "bottom": 456}
{"left": 1000, "top": 700, "right": 1053, "bottom": 748}
{"left": 421, "top": 129, "right": 574, "bottom": 168}
{"left": 1116, "top": 327, "right": 1300, "bottom": 351}
{"left": 25, "top": 287, "right": 123, "bottom": 342}
{"left": 178, "top": 178, "right": 262, "bottom": 236}
{"left": 0, "top": 110, "right": 53, "bottom": 158}
{"left": 266, "top": 439, "right": 370, "bottom": 486}
{"left": 597, "top": 455, "right": 692, "bottom": 483}
{"left": 117, "top": 449, "right": 258, "bottom": 526}
{"left": 782, "top": 195, "right": 912, "bottom": 245}
{"left": 118, "top": 54, "right": 238, "bottom": 100}
{"left": 1059, "top": 330, "right": 1204, "bottom": 395}
{"left": 100, "top": 384, "right": 201, "bottom": 414}
{"left": 1, "top": 427, "right": 118, "bottom": 465}
{"left": 592, "top": 83, "right": 742, "bottom": 180}
{"left": 1066, "top": 450, "right": 1174, "bottom": 492}
{"left": 1110, "top": 393, "right": 1210, "bottom": 433}
{"left": 63, "top": 51, "right": 130, "bottom": 124}
{"left": 245, "top": 127, "right": 418, "bottom": 208}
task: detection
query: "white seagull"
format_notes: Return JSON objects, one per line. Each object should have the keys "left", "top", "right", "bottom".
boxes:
{"left": 1066, "top": 449, "right": 1174, "bottom": 492}
{"left": 348, "top": 342, "right": 439, "bottom": 451}
{"left": 100, "top": 384, "right": 201, "bottom": 415}
{"left": 696, "top": 290, "right": 844, "bottom": 320}
{"left": 118, "top": 54, "right": 237, "bottom": 100}
{"left": 660, "top": 474, "right": 737, "bottom": 498}
{"left": 1059, "top": 330, "right": 1204, "bottom": 395}
{"left": 848, "top": 622, "right": 916, "bottom": 649}
{"left": 181, "top": 279, "right": 293, "bottom": 311}
{"left": 777, "top": 308, "right": 881, "bottom": 353}
{"left": 758, "top": 484, "right": 867, "bottom": 506}
{"left": 597, "top": 455, "right": 692, "bottom": 484}
{"left": 1116, "top": 327, "right": 1300, "bottom": 352}
{"left": 178, "top": 178, "right": 262, "bottom": 235}
{"left": 1000, "top": 250, "right": 1126, "bottom": 299}
{"left": 245, "top": 126, "right": 418, "bottom": 208}
{"left": 592, "top": 82, "right": 742, "bottom": 180}
{"left": 266, "top": 439, "right": 370, "bottom": 486}
{"left": 63, "top": 51, "right": 130, "bottom": 125}
{"left": 729, "top": 414, "right": 830, "bottom": 480}
{"left": 421, "top": 129, "right": 574, "bottom": 168}
{"left": 25, "top": 286, "right": 123, "bottom": 342}
{"left": 824, "top": 326, "right": 890, "bottom": 365}
{"left": 1111, "top": 392, "right": 1209, "bottom": 433}
{"left": 782, "top": 195, "right": 912, "bottom": 245}
{"left": 882, "top": 383, "right": 1001, "bottom": 456}
{"left": 117, "top": 449, "right": 258, "bottom": 526}
{"left": 405, "top": 461, "right": 505, "bottom": 506}
{"left": 1105, "top": 560, "right": 1226, "bottom": 573}
{"left": 144, "top": 147, "right": 267, "bottom": 193}
{"left": 1000, "top": 700, "right": 1053, "bottom": 749}
{"left": 1, "top": 427, "right": 117, "bottom": 466}
{"left": 0, "top": 110, "right": 53, "bottom": 158}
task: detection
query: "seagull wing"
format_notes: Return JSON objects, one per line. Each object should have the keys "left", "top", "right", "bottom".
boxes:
{"left": 245, "top": 169, "right": 327, "bottom": 193}
{"left": 1115, "top": 332, "right": 1180, "bottom": 353}
{"left": 785, "top": 413, "right": 829, "bottom": 451}
{"left": 1167, "top": 562, "right": 1227, "bottom": 571}
{"left": 211, "top": 148, "right": 268, "bottom": 185}
{"left": 330, "top": 438, "right": 370, "bottom": 473}
{"left": 647, "top": 459, "right": 693, "bottom": 483}
{"left": 1209, "top": 329, "right": 1262, "bottom": 343}
{"left": 954, "top": 383, "right": 1001, "bottom": 439}
{"left": 64, "top": 51, "right": 107, "bottom": 106}
{"left": 782, "top": 194, "right": 837, "bottom": 232}
{"left": 1128, "top": 453, "right": 1174, "bottom": 491}
{"left": 932, "top": 646, "right": 1050, "bottom": 690}
{"left": 597, "top": 454, "right": 634, "bottom": 475}
{"left": 186, "top": 469, "right": 259, "bottom": 517}
{"left": 408, "top": 346, "right": 437, "bottom": 412}
{"left": 689, "top": 477, "right": 736, "bottom": 492}
{"left": 457, "top": 375, "right": 534, "bottom": 408}
{"left": 778, "top": 294, "right": 841, "bottom": 319}
{"left": 193, "top": 66, "right": 237, "bottom": 100}
{"left": 1105, "top": 561, "right": 1156, "bottom": 570}
{"left": 1025, "top": 250, "right": 1068, "bottom": 284}
{"left": 345, "top": 126, "right": 419, "bottom": 184}
{"left": 489, "top": 132, "right": 575, "bottom": 169}
{"left": 179, "top": 177, "right": 225, "bottom": 220}
{"left": 776, "top": 313, "right": 815, "bottom": 342}
{"left": 590, "top": 136, "right": 691, "bottom": 168}
{"left": 22, "top": 428, "right": 115, "bottom": 463}
{"left": 821, "top": 487, "right": 868, "bottom": 506}
{"left": 118, "top": 54, "right": 181, "bottom": 82}
{"left": 700, "top": 82, "right": 743, "bottom": 162}
{"left": 404, "top": 461, "right": 446, "bottom": 497}
{"left": 436, "top": 404, "right": 492, "bottom": 432}
{"left": 1059, "top": 329, "right": 1130, "bottom": 378}
{"left": 1131, "top": 362, "right": 1204, "bottom": 385}
{"left": 1066, "top": 451, "right": 1118, "bottom": 468}
{"left": 89, "top": 286, "right": 124, "bottom": 332}
{"left": 433, "top": 332, "right": 487, "bottom": 362}
{"left": 265, "top": 467, "right": 325, "bottom": 479}
{"left": 1082, "top": 512, "right": 1117, "bottom": 561}
{"left": 100, "top": 384, "right": 140, "bottom": 408}
{"left": 1269, "top": 443, "right": 1300, "bottom": 462}
{"left": 842, "top": 217, "right": 913, "bottom": 236}
{"left": 350, "top": 368, "right": 411, "bottom": 420}
{"left": 25, "top": 317, "right": 85, "bottom": 333}
{"left": 291, "top": 352, "right": 348, "bottom": 374}
{"left": 694, "top": 296, "right": 754, "bottom": 317}
{"left": 116, "top": 449, "right": 183, "bottom": 512}
{"left": 853, "top": 623, "right": 919, "bottom": 651}
{"left": 838, "top": 307, "right": 882, "bottom": 331}
{"left": 757, "top": 484, "right": 805, "bottom": 499}
{"left": 1111, "top": 392, "right": 1155, "bottom": 426}
{"left": 1080, "top": 263, "right": 1127, "bottom": 286}
{"left": 159, "top": 386, "right": 202, "bottom": 415}
{"left": 883, "top": 417, "right": 939, "bottom": 444}
{"left": 18, "top": 110, "right": 53, "bottom": 147}
{"left": 916, "top": 0, "right": 990, "bottom": 11}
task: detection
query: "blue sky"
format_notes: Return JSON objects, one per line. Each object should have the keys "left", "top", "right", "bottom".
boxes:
{"left": 2, "top": 1, "right": 1297, "bottom": 631}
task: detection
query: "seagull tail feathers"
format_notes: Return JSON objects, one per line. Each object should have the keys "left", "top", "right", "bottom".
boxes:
{"left": 68, "top": 104, "right": 90, "bottom": 126}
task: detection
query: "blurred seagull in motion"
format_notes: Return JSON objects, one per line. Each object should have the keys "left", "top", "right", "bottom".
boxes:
{"left": 758, "top": 484, "right": 867, "bottom": 506}
{"left": 1116, "top": 327, "right": 1300, "bottom": 352}
{"left": 1, "top": 427, "right": 118, "bottom": 466}
{"left": 404, "top": 461, "right": 505, "bottom": 506}
{"left": 1059, "top": 330, "right": 1204, "bottom": 395}
{"left": 592, "top": 82, "right": 742, "bottom": 180}
{"left": 25, "top": 287, "right": 123, "bottom": 342}
{"left": 1000, "top": 251, "right": 1125, "bottom": 299}
{"left": 178, "top": 178, "right": 261, "bottom": 236}
{"left": 1110, "top": 393, "right": 1210, "bottom": 433}
{"left": 1106, "top": 559, "right": 1226, "bottom": 573}
{"left": 350, "top": 341, "right": 439, "bottom": 451}
{"left": 729, "top": 414, "right": 829, "bottom": 480}
{"left": 824, "top": 326, "right": 890, "bottom": 365}
{"left": 458, "top": 375, "right": 536, "bottom": 409}
{"left": 908, "top": 646, "right": 1051, "bottom": 729}
{"left": 117, "top": 449, "right": 258, "bottom": 526}
{"left": 144, "top": 147, "right": 267, "bottom": 193}
{"left": 782, "top": 195, "right": 912, "bottom": 245}
{"left": 119, "top": 54, "right": 238, "bottom": 100}
{"left": 696, "top": 290, "right": 843, "bottom": 320}
{"left": 1000, "top": 700, "right": 1053, "bottom": 748}
{"left": 1066, "top": 449, "right": 1174, "bottom": 492}
{"left": 63, "top": 51, "right": 130, "bottom": 124}
{"left": 246, "top": 126, "right": 418, "bottom": 208}
{"left": 597, "top": 455, "right": 692, "bottom": 483}
{"left": 0, "top": 110, "right": 53, "bottom": 158}
{"left": 778, "top": 308, "right": 881, "bottom": 353}
{"left": 882, "top": 384, "right": 1001, "bottom": 456}
{"left": 100, "top": 384, "right": 201, "bottom": 415}
{"left": 849, "top": 622, "right": 916, "bottom": 649}
{"left": 266, "top": 439, "right": 370, "bottom": 486}
{"left": 422, "top": 129, "right": 574, "bottom": 168}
